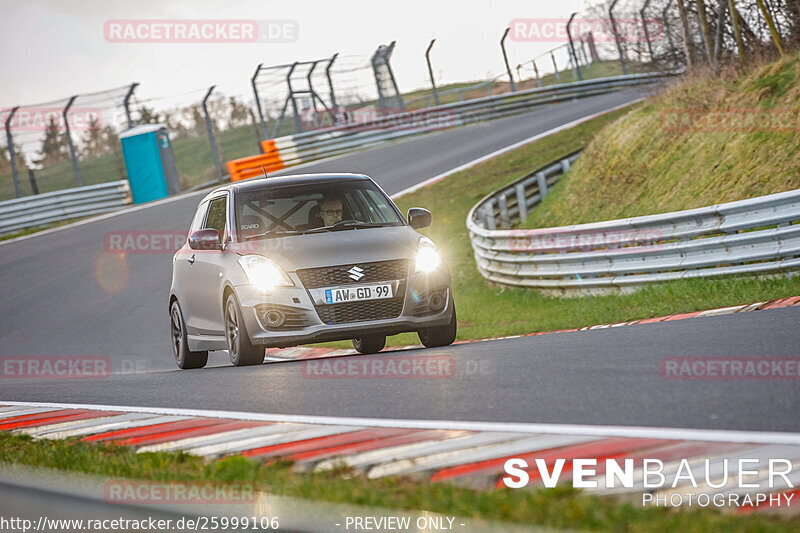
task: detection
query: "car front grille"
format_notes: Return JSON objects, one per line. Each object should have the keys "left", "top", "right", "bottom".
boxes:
{"left": 296, "top": 259, "right": 410, "bottom": 289}
{"left": 315, "top": 297, "right": 405, "bottom": 325}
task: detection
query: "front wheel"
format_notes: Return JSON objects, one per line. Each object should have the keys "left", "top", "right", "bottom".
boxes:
{"left": 170, "top": 300, "right": 208, "bottom": 369}
{"left": 418, "top": 303, "right": 457, "bottom": 348}
{"left": 224, "top": 294, "right": 264, "bottom": 366}
{"left": 353, "top": 334, "right": 386, "bottom": 354}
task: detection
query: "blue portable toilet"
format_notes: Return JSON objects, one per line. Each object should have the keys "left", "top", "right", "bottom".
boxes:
{"left": 119, "top": 124, "right": 181, "bottom": 204}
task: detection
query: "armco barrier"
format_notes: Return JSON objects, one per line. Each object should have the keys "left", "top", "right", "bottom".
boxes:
{"left": 0, "top": 180, "right": 131, "bottom": 235}
{"left": 467, "top": 152, "right": 800, "bottom": 293}
{"left": 226, "top": 72, "right": 674, "bottom": 180}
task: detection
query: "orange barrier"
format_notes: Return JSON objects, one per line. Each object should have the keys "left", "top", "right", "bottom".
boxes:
{"left": 225, "top": 140, "right": 284, "bottom": 182}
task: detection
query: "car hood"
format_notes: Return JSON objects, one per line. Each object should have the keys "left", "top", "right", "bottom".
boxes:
{"left": 227, "top": 225, "right": 422, "bottom": 271}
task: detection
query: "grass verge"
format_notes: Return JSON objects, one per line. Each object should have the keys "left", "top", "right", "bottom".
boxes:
{"left": 0, "top": 432, "right": 796, "bottom": 532}
{"left": 316, "top": 105, "right": 800, "bottom": 349}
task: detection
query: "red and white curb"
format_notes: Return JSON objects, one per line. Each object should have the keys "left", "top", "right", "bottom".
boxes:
{"left": 1, "top": 401, "right": 799, "bottom": 514}
{"left": 264, "top": 295, "right": 800, "bottom": 361}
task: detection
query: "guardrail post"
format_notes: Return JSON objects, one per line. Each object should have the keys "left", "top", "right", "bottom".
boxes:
{"left": 516, "top": 183, "right": 528, "bottom": 222}
{"left": 426, "top": 39, "right": 440, "bottom": 106}
{"left": 500, "top": 28, "right": 517, "bottom": 92}
{"left": 123, "top": 83, "right": 139, "bottom": 129}
{"left": 560, "top": 159, "right": 571, "bottom": 174}
{"left": 3, "top": 106, "right": 22, "bottom": 198}
{"left": 498, "top": 194, "right": 510, "bottom": 229}
{"left": 567, "top": 13, "right": 583, "bottom": 81}
{"left": 202, "top": 85, "right": 224, "bottom": 182}
{"left": 536, "top": 172, "right": 548, "bottom": 198}
{"left": 483, "top": 201, "right": 496, "bottom": 230}
{"left": 609, "top": 0, "right": 628, "bottom": 75}
{"left": 251, "top": 64, "right": 268, "bottom": 141}
{"left": 63, "top": 95, "right": 83, "bottom": 187}
{"left": 550, "top": 52, "right": 560, "bottom": 81}
{"left": 27, "top": 168, "right": 39, "bottom": 195}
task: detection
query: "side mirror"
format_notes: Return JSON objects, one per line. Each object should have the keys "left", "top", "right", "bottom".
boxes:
{"left": 407, "top": 207, "right": 432, "bottom": 230}
{"left": 188, "top": 229, "right": 222, "bottom": 250}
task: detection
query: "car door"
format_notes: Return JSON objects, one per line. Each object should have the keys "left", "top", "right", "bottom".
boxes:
{"left": 174, "top": 200, "right": 209, "bottom": 336}
{"left": 189, "top": 193, "right": 232, "bottom": 337}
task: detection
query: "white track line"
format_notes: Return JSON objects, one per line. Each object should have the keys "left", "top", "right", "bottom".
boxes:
{"left": 3, "top": 400, "right": 799, "bottom": 446}
{"left": 391, "top": 98, "right": 645, "bottom": 199}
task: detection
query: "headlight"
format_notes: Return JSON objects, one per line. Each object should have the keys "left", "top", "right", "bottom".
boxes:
{"left": 238, "top": 255, "right": 294, "bottom": 291}
{"left": 415, "top": 237, "right": 442, "bottom": 273}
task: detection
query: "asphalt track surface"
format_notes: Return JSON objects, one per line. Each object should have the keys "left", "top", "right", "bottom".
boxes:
{"left": 1, "top": 85, "right": 798, "bottom": 433}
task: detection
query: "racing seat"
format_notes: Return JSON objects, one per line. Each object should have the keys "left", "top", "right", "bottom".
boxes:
{"left": 299, "top": 205, "right": 323, "bottom": 230}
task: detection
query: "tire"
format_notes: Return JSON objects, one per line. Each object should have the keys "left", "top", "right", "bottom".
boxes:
{"left": 352, "top": 334, "right": 386, "bottom": 354}
{"left": 418, "top": 302, "right": 457, "bottom": 348}
{"left": 170, "top": 300, "right": 208, "bottom": 369}
{"left": 224, "top": 293, "right": 264, "bottom": 366}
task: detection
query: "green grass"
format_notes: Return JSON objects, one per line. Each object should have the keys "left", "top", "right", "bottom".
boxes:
{"left": 312, "top": 106, "right": 800, "bottom": 349}
{"left": 0, "top": 432, "right": 796, "bottom": 531}
{"left": 518, "top": 53, "right": 800, "bottom": 229}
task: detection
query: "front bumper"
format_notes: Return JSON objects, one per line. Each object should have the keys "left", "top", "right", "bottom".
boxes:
{"left": 235, "top": 268, "right": 453, "bottom": 348}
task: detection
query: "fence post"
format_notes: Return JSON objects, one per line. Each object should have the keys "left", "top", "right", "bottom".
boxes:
{"left": 251, "top": 63, "right": 268, "bottom": 141}
{"left": 63, "top": 95, "right": 83, "bottom": 187}
{"left": 567, "top": 13, "right": 583, "bottom": 81}
{"left": 326, "top": 53, "right": 339, "bottom": 112}
{"left": 500, "top": 28, "right": 517, "bottom": 92}
{"left": 532, "top": 60, "right": 541, "bottom": 87}
{"left": 4, "top": 106, "right": 22, "bottom": 198}
{"left": 202, "top": 85, "right": 224, "bottom": 182}
{"left": 123, "top": 82, "right": 139, "bottom": 129}
{"left": 426, "top": 39, "right": 440, "bottom": 106}
{"left": 609, "top": 0, "right": 628, "bottom": 74}
{"left": 640, "top": 0, "right": 654, "bottom": 61}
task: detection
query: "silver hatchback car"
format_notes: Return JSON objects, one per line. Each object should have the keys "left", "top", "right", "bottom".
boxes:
{"left": 169, "top": 173, "right": 456, "bottom": 369}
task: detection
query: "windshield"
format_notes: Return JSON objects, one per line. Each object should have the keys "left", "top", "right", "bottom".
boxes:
{"left": 234, "top": 179, "right": 404, "bottom": 240}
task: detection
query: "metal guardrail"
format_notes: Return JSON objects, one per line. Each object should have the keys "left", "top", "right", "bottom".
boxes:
{"left": 467, "top": 151, "right": 800, "bottom": 293}
{"left": 0, "top": 180, "right": 132, "bottom": 235}
{"left": 249, "top": 72, "right": 674, "bottom": 173}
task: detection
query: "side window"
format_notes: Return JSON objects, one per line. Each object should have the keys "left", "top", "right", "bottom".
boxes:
{"left": 190, "top": 202, "right": 209, "bottom": 233}
{"left": 204, "top": 196, "right": 227, "bottom": 236}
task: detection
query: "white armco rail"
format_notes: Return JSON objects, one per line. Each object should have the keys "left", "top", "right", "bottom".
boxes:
{"left": 0, "top": 180, "right": 131, "bottom": 235}
{"left": 467, "top": 152, "right": 800, "bottom": 293}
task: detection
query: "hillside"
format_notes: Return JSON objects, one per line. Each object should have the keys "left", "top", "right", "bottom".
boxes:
{"left": 519, "top": 53, "right": 800, "bottom": 229}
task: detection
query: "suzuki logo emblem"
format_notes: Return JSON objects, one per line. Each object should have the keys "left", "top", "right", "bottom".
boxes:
{"left": 347, "top": 266, "right": 364, "bottom": 281}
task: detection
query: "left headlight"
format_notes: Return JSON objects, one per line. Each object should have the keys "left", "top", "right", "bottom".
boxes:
{"left": 238, "top": 255, "right": 294, "bottom": 291}
{"left": 415, "top": 236, "right": 442, "bottom": 273}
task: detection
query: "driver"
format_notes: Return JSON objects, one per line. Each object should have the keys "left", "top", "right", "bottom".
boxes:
{"left": 318, "top": 196, "right": 343, "bottom": 227}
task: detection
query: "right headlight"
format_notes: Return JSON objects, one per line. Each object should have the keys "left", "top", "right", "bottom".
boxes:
{"left": 415, "top": 237, "right": 442, "bottom": 273}
{"left": 238, "top": 255, "right": 294, "bottom": 292}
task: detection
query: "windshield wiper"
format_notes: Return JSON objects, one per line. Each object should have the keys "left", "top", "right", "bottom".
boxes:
{"left": 304, "top": 221, "right": 391, "bottom": 233}
{"left": 243, "top": 229, "right": 302, "bottom": 240}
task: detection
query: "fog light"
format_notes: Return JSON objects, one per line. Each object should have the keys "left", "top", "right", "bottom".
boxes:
{"left": 428, "top": 292, "right": 446, "bottom": 311}
{"left": 264, "top": 309, "right": 285, "bottom": 328}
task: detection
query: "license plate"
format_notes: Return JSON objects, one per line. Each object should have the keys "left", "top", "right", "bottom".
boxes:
{"left": 323, "top": 284, "right": 393, "bottom": 304}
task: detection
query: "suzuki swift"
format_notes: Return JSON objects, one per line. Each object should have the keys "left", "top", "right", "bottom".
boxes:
{"left": 169, "top": 173, "right": 456, "bottom": 369}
